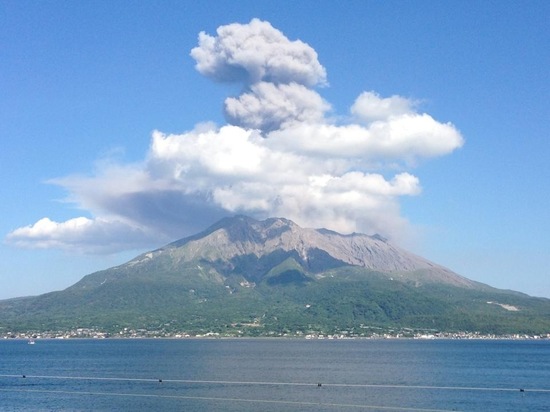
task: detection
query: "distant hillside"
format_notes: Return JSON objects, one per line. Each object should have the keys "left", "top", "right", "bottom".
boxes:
{"left": 1, "top": 216, "right": 550, "bottom": 336}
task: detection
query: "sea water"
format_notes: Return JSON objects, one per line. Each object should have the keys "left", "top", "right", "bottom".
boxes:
{"left": 0, "top": 338, "right": 549, "bottom": 411}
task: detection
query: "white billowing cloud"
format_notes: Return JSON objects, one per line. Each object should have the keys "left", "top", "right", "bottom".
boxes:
{"left": 267, "top": 114, "right": 462, "bottom": 163}
{"left": 148, "top": 125, "right": 267, "bottom": 181}
{"left": 5, "top": 19, "right": 464, "bottom": 254}
{"left": 210, "top": 170, "right": 420, "bottom": 236}
{"left": 191, "top": 18, "right": 327, "bottom": 87}
{"left": 351, "top": 91, "right": 415, "bottom": 123}
{"left": 6, "top": 217, "right": 162, "bottom": 254}
{"left": 225, "top": 82, "right": 330, "bottom": 131}
{"left": 191, "top": 19, "right": 329, "bottom": 133}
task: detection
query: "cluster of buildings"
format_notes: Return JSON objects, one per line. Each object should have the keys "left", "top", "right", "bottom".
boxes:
{"left": 2, "top": 327, "right": 550, "bottom": 340}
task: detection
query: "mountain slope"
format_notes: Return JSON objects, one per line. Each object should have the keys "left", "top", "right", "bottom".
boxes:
{"left": 106, "top": 215, "right": 478, "bottom": 288}
{"left": 1, "top": 216, "right": 549, "bottom": 335}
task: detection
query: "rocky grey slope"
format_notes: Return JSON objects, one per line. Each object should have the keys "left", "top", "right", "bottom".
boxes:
{"left": 124, "top": 215, "right": 478, "bottom": 288}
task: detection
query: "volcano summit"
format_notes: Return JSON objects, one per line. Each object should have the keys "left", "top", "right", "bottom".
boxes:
{"left": 1, "top": 216, "right": 549, "bottom": 336}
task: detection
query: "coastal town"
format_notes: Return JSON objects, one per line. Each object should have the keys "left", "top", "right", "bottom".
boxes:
{"left": 3, "top": 327, "right": 549, "bottom": 341}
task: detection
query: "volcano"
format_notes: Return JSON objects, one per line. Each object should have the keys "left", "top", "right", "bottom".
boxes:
{"left": 1, "top": 216, "right": 549, "bottom": 336}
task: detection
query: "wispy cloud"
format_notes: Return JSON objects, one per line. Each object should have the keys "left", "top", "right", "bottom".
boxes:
{"left": 5, "top": 19, "right": 463, "bottom": 253}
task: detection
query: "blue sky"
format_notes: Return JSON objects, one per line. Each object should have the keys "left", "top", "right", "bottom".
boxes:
{"left": 1, "top": 1, "right": 549, "bottom": 300}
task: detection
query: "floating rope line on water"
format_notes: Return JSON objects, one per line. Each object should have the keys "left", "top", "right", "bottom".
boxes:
{"left": 0, "top": 387, "right": 460, "bottom": 412}
{"left": 1, "top": 374, "right": 549, "bottom": 393}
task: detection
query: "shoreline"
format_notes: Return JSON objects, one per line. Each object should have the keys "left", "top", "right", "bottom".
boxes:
{"left": 3, "top": 333, "right": 549, "bottom": 341}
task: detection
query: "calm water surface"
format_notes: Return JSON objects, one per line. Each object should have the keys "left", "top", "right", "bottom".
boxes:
{"left": 0, "top": 339, "right": 549, "bottom": 411}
